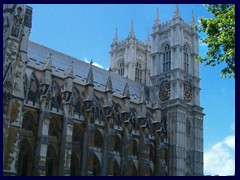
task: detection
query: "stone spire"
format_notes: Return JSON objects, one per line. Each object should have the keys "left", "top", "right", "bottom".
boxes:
{"left": 105, "top": 70, "right": 113, "bottom": 92}
{"left": 123, "top": 81, "right": 130, "bottom": 98}
{"left": 86, "top": 60, "right": 94, "bottom": 86}
{"left": 146, "top": 29, "right": 150, "bottom": 46}
{"left": 154, "top": 95, "right": 161, "bottom": 109}
{"left": 191, "top": 8, "right": 195, "bottom": 27}
{"left": 154, "top": 8, "right": 160, "bottom": 26}
{"left": 139, "top": 85, "right": 146, "bottom": 104}
{"left": 128, "top": 19, "right": 135, "bottom": 38}
{"left": 173, "top": 4, "right": 181, "bottom": 18}
{"left": 65, "top": 61, "right": 74, "bottom": 79}
{"left": 114, "top": 27, "right": 118, "bottom": 44}
{"left": 43, "top": 53, "right": 52, "bottom": 71}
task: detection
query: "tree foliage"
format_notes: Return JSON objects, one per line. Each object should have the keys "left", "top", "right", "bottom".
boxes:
{"left": 198, "top": 4, "right": 235, "bottom": 78}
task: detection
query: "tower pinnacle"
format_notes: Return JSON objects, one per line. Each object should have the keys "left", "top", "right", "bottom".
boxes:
{"left": 173, "top": 4, "right": 181, "bottom": 18}
{"left": 191, "top": 8, "right": 195, "bottom": 27}
{"left": 154, "top": 8, "right": 160, "bottom": 26}
{"left": 114, "top": 27, "right": 118, "bottom": 44}
{"left": 128, "top": 19, "right": 135, "bottom": 38}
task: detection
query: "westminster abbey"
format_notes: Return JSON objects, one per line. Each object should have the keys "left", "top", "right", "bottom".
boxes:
{"left": 3, "top": 4, "right": 204, "bottom": 176}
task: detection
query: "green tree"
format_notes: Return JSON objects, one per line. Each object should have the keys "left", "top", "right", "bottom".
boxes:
{"left": 198, "top": 4, "right": 235, "bottom": 78}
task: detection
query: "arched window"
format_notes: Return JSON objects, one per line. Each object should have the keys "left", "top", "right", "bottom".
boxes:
{"left": 118, "top": 61, "right": 124, "bottom": 76}
{"left": 149, "top": 144, "right": 154, "bottom": 162}
{"left": 70, "top": 152, "right": 79, "bottom": 176}
{"left": 184, "top": 45, "right": 190, "bottom": 73}
{"left": 72, "top": 87, "right": 82, "bottom": 118}
{"left": 51, "top": 80, "right": 62, "bottom": 109}
{"left": 46, "top": 145, "right": 58, "bottom": 176}
{"left": 186, "top": 120, "right": 191, "bottom": 136}
{"left": 132, "top": 139, "right": 138, "bottom": 157}
{"left": 48, "top": 118, "right": 61, "bottom": 140}
{"left": 92, "top": 154, "right": 101, "bottom": 176}
{"left": 163, "top": 44, "right": 171, "bottom": 72}
{"left": 28, "top": 72, "right": 40, "bottom": 103}
{"left": 114, "top": 134, "right": 121, "bottom": 152}
{"left": 94, "top": 129, "right": 103, "bottom": 149}
{"left": 135, "top": 62, "right": 142, "bottom": 83}
{"left": 18, "top": 140, "right": 32, "bottom": 176}
{"left": 113, "top": 160, "right": 121, "bottom": 176}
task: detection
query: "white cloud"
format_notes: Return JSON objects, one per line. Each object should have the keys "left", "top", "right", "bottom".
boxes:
{"left": 84, "top": 58, "right": 104, "bottom": 69}
{"left": 204, "top": 135, "right": 235, "bottom": 176}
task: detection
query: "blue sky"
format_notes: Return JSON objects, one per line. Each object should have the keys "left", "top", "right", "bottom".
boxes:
{"left": 28, "top": 4, "right": 235, "bottom": 175}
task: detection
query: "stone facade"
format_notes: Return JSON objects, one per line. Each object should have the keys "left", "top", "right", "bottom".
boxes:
{"left": 3, "top": 4, "right": 204, "bottom": 176}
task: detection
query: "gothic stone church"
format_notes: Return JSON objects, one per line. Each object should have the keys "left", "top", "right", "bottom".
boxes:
{"left": 3, "top": 4, "right": 204, "bottom": 176}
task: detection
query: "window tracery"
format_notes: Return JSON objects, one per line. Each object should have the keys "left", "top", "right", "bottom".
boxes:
{"left": 163, "top": 44, "right": 171, "bottom": 72}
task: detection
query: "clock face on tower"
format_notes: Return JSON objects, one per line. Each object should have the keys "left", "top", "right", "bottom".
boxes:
{"left": 184, "top": 82, "right": 192, "bottom": 102}
{"left": 159, "top": 80, "right": 170, "bottom": 101}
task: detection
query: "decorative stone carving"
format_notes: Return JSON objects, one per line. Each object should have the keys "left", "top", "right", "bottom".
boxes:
{"left": 11, "top": 7, "right": 23, "bottom": 38}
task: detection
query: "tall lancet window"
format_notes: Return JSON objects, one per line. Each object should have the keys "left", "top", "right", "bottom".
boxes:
{"left": 135, "top": 61, "right": 142, "bottom": 83}
{"left": 118, "top": 61, "right": 124, "bottom": 76}
{"left": 163, "top": 44, "right": 171, "bottom": 72}
{"left": 184, "top": 45, "right": 190, "bottom": 73}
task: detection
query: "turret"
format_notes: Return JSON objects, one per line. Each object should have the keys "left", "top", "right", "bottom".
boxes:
{"left": 122, "top": 79, "right": 130, "bottom": 112}
{"left": 104, "top": 69, "right": 113, "bottom": 107}
{"left": 41, "top": 53, "right": 52, "bottom": 85}
{"left": 85, "top": 60, "right": 94, "bottom": 101}
{"left": 128, "top": 19, "right": 135, "bottom": 38}
{"left": 63, "top": 61, "right": 74, "bottom": 92}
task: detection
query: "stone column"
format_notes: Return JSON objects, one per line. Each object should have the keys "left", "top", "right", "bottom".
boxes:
{"left": 34, "top": 108, "right": 50, "bottom": 176}
{"left": 55, "top": 99, "right": 74, "bottom": 176}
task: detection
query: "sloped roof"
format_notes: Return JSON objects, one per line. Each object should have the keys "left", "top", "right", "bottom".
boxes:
{"left": 27, "top": 41, "right": 150, "bottom": 104}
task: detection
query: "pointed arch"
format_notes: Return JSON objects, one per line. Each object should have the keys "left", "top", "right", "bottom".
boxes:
{"left": 114, "top": 133, "right": 122, "bottom": 153}
{"left": 22, "top": 111, "right": 37, "bottom": 135}
{"left": 129, "top": 161, "right": 138, "bottom": 176}
{"left": 92, "top": 153, "right": 101, "bottom": 176}
{"left": 51, "top": 79, "right": 62, "bottom": 109}
{"left": 132, "top": 138, "right": 139, "bottom": 157}
{"left": 135, "top": 60, "right": 142, "bottom": 83}
{"left": 72, "top": 123, "right": 84, "bottom": 147}
{"left": 46, "top": 144, "right": 58, "bottom": 176}
{"left": 27, "top": 71, "right": 40, "bottom": 103}
{"left": 184, "top": 44, "right": 190, "bottom": 73}
{"left": 48, "top": 116, "right": 61, "bottom": 141}
{"left": 70, "top": 151, "right": 80, "bottom": 176}
{"left": 118, "top": 59, "right": 124, "bottom": 76}
{"left": 146, "top": 164, "right": 153, "bottom": 176}
{"left": 72, "top": 86, "right": 83, "bottom": 118}
{"left": 162, "top": 43, "right": 171, "bottom": 72}
{"left": 94, "top": 128, "right": 104, "bottom": 149}
{"left": 18, "top": 138, "right": 33, "bottom": 176}
{"left": 93, "top": 95, "right": 104, "bottom": 124}
{"left": 149, "top": 143, "right": 155, "bottom": 162}
{"left": 113, "top": 159, "right": 121, "bottom": 176}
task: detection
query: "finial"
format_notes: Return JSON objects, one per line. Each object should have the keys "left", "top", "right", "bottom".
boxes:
{"left": 140, "top": 85, "right": 146, "bottom": 104}
{"left": 191, "top": 8, "right": 195, "bottom": 27}
{"left": 173, "top": 4, "right": 181, "bottom": 18}
{"left": 86, "top": 62, "right": 94, "bottom": 86}
{"left": 123, "top": 81, "right": 130, "bottom": 98}
{"left": 129, "top": 19, "right": 135, "bottom": 38}
{"left": 43, "top": 53, "right": 52, "bottom": 71}
{"left": 105, "top": 71, "right": 113, "bottom": 92}
{"left": 113, "top": 27, "right": 119, "bottom": 44}
{"left": 154, "top": 8, "right": 160, "bottom": 26}
{"left": 66, "top": 61, "right": 74, "bottom": 78}
{"left": 146, "top": 29, "right": 150, "bottom": 45}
